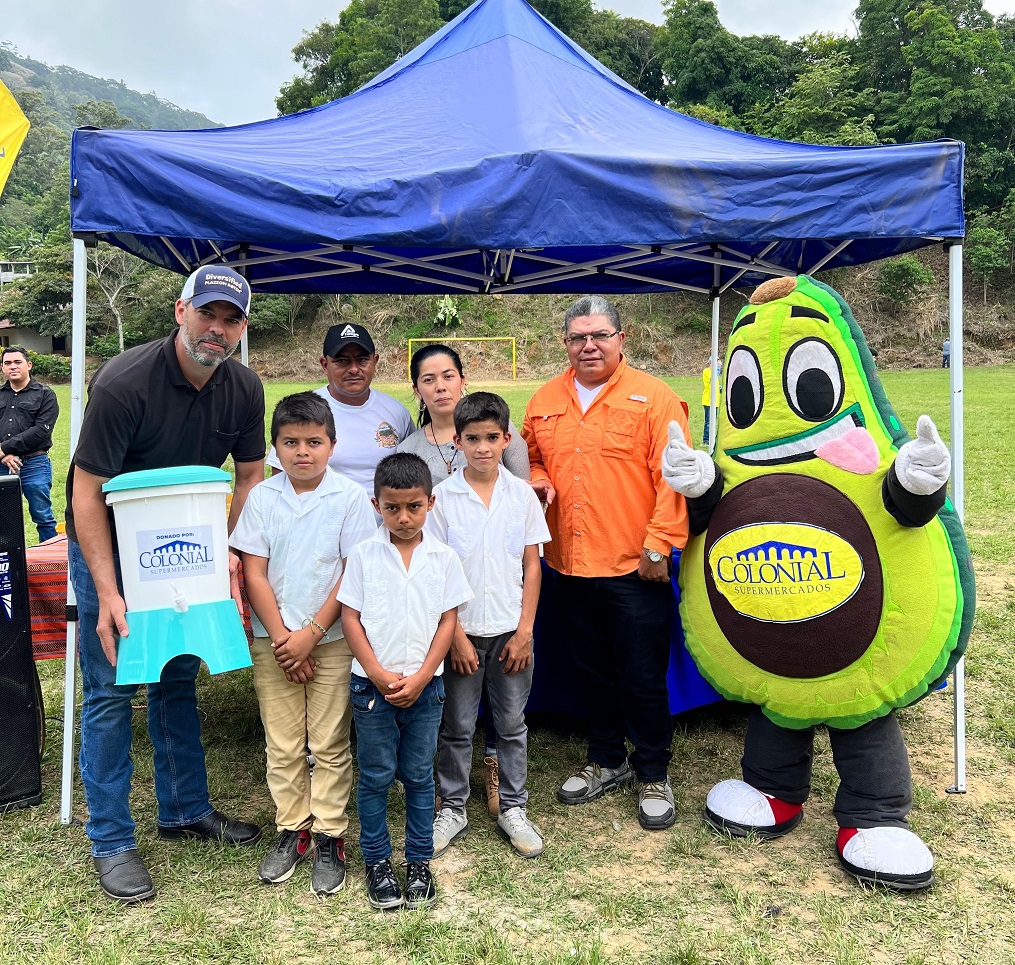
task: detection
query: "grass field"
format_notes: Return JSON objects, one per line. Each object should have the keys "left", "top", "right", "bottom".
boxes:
{"left": 4, "top": 366, "right": 1014, "bottom": 964}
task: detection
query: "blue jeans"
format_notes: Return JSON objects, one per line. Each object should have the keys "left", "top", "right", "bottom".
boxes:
{"left": 14, "top": 454, "right": 57, "bottom": 542}
{"left": 69, "top": 540, "right": 214, "bottom": 857}
{"left": 350, "top": 673, "right": 444, "bottom": 865}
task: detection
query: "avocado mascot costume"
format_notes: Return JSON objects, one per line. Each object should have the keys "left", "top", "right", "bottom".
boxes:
{"left": 662, "top": 276, "right": 974, "bottom": 891}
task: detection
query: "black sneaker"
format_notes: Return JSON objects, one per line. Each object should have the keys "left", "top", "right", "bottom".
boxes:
{"left": 259, "top": 829, "right": 313, "bottom": 884}
{"left": 365, "top": 858, "right": 403, "bottom": 910}
{"left": 404, "top": 861, "right": 437, "bottom": 910}
{"left": 311, "top": 834, "right": 346, "bottom": 895}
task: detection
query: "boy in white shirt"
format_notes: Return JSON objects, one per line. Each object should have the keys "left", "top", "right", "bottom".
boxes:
{"left": 427, "top": 393, "right": 551, "bottom": 858}
{"left": 230, "top": 393, "right": 376, "bottom": 894}
{"left": 339, "top": 452, "right": 472, "bottom": 910}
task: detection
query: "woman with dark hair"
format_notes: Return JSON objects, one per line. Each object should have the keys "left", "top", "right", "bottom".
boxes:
{"left": 397, "top": 343, "right": 529, "bottom": 483}
{"left": 396, "top": 343, "right": 532, "bottom": 818}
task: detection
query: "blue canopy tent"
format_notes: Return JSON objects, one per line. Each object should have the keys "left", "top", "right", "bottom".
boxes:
{"left": 63, "top": 0, "right": 969, "bottom": 820}
{"left": 69, "top": 0, "right": 963, "bottom": 294}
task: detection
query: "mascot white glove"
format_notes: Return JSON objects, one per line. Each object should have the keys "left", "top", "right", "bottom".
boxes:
{"left": 895, "top": 415, "right": 951, "bottom": 496}
{"left": 662, "top": 421, "right": 716, "bottom": 498}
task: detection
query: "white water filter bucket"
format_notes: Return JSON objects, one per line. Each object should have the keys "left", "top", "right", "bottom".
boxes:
{"left": 103, "top": 466, "right": 251, "bottom": 685}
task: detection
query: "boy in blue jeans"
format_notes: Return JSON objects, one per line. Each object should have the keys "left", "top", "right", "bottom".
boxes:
{"left": 339, "top": 453, "right": 472, "bottom": 909}
{"left": 427, "top": 393, "right": 551, "bottom": 858}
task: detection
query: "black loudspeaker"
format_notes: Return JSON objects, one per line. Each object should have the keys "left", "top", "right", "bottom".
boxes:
{"left": 0, "top": 475, "right": 43, "bottom": 811}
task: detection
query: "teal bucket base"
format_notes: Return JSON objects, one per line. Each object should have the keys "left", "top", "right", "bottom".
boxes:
{"left": 115, "top": 600, "right": 252, "bottom": 685}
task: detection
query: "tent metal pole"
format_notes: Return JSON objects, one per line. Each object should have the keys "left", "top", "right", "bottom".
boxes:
{"left": 947, "top": 241, "right": 967, "bottom": 795}
{"left": 61, "top": 238, "right": 89, "bottom": 824}
{"left": 237, "top": 247, "right": 249, "bottom": 367}
{"left": 707, "top": 259, "right": 721, "bottom": 454}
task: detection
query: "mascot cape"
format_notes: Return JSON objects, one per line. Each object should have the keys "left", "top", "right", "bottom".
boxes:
{"left": 678, "top": 275, "right": 975, "bottom": 730}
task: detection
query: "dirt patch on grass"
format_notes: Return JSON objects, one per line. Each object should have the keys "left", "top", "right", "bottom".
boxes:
{"left": 972, "top": 563, "right": 1015, "bottom": 605}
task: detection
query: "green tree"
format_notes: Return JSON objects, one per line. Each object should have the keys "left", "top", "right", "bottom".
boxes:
{"left": 660, "top": 0, "right": 799, "bottom": 122}
{"left": 89, "top": 244, "right": 150, "bottom": 353}
{"left": 575, "top": 11, "right": 665, "bottom": 102}
{"left": 277, "top": 0, "right": 444, "bottom": 113}
{"left": 677, "top": 103, "right": 744, "bottom": 130}
{"left": 966, "top": 214, "right": 1011, "bottom": 303}
{"left": 0, "top": 242, "right": 74, "bottom": 336}
{"left": 853, "top": 0, "right": 1015, "bottom": 210}
{"left": 529, "top": 0, "right": 595, "bottom": 38}
{"left": 247, "top": 292, "right": 321, "bottom": 336}
{"left": 752, "top": 49, "right": 877, "bottom": 145}
{"left": 129, "top": 269, "right": 186, "bottom": 342}
{"left": 73, "top": 99, "right": 139, "bottom": 130}
{"left": 875, "top": 254, "right": 935, "bottom": 311}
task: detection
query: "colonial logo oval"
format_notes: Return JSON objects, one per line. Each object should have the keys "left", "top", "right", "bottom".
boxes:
{"left": 708, "top": 523, "right": 864, "bottom": 624}
{"left": 701, "top": 474, "right": 883, "bottom": 679}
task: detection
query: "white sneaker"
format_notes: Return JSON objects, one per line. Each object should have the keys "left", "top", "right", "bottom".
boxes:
{"left": 497, "top": 806, "right": 544, "bottom": 858}
{"left": 837, "top": 826, "right": 934, "bottom": 891}
{"left": 704, "top": 779, "right": 803, "bottom": 839}
{"left": 432, "top": 807, "right": 469, "bottom": 858}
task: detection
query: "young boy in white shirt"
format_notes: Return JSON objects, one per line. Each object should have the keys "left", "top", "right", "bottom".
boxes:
{"left": 339, "top": 452, "right": 473, "bottom": 910}
{"left": 230, "top": 393, "right": 376, "bottom": 894}
{"left": 427, "top": 393, "right": 551, "bottom": 858}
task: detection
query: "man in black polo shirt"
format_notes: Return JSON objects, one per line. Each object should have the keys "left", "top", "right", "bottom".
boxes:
{"left": 67, "top": 265, "right": 266, "bottom": 903}
{"left": 1, "top": 345, "right": 59, "bottom": 543}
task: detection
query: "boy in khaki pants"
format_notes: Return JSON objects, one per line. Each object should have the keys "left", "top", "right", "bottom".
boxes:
{"left": 231, "top": 392, "right": 375, "bottom": 893}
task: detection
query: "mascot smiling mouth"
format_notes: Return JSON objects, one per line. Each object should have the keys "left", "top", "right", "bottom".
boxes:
{"left": 725, "top": 403, "right": 880, "bottom": 474}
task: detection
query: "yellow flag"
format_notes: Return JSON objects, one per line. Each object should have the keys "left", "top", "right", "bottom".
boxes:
{"left": 0, "top": 80, "right": 31, "bottom": 198}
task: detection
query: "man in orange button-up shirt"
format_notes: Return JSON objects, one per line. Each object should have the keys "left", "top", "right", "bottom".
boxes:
{"left": 522, "top": 295, "right": 691, "bottom": 832}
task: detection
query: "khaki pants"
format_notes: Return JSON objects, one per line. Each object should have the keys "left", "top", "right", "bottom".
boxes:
{"left": 251, "top": 637, "right": 353, "bottom": 838}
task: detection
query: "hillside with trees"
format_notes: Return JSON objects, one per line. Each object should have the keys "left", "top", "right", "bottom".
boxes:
{"left": 1, "top": 0, "right": 1013, "bottom": 379}
{"left": 0, "top": 45, "right": 219, "bottom": 134}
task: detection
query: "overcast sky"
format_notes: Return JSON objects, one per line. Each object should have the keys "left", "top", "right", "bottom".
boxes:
{"left": 4, "top": 0, "right": 1013, "bottom": 126}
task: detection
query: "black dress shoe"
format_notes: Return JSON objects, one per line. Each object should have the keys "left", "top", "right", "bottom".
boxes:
{"left": 158, "top": 809, "right": 262, "bottom": 846}
{"left": 404, "top": 861, "right": 437, "bottom": 909}
{"left": 365, "top": 858, "right": 403, "bottom": 910}
{"left": 94, "top": 849, "right": 156, "bottom": 903}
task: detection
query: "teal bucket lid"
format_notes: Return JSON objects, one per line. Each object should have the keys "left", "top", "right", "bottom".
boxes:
{"left": 102, "top": 465, "right": 231, "bottom": 494}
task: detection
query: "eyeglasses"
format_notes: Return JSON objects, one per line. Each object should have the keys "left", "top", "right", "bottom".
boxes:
{"left": 564, "top": 331, "right": 621, "bottom": 347}
{"left": 329, "top": 354, "right": 373, "bottom": 369}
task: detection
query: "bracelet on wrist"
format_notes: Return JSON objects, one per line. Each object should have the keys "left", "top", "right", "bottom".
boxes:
{"left": 302, "top": 617, "right": 327, "bottom": 636}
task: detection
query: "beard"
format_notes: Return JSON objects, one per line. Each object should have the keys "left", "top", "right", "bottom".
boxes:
{"left": 180, "top": 326, "right": 238, "bottom": 368}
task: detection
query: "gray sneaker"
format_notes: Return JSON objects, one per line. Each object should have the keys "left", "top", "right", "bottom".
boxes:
{"left": 557, "top": 760, "right": 633, "bottom": 805}
{"left": 638, "top": 778, "right": 676, "bottom": 830}
{"left": 432, "top": 807, "right": 469, "bottom": 858}
{"left": 310, "top": 834, "right": 346, "bottom": 895}
{"left": 496, "top": 806, "right": 545, "bottom": 858}
{"left": 258, "top": 828, "right": 313, "bottom": 884}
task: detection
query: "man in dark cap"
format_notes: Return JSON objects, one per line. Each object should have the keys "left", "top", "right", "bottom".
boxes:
{"left": 266, "top": 323, "right": 413, "bottom": 494}
{"left": 67, "top": 265, "right": 266, "bottom": 903}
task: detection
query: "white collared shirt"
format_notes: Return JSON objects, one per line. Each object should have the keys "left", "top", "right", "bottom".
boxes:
{"left": 338, "top": 526, "right": 473, "bottom": 677}
{"left": 229, "top": 467, "right": 377, "bottom": 640}
{"left": 427, "top": 464, "right": 551, "bottom": 637}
